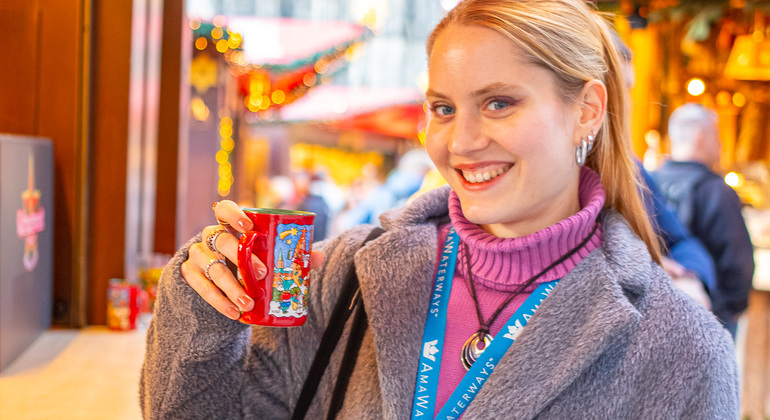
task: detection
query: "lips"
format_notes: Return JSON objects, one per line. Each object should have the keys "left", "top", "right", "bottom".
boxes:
{"left": 458, "top": 164, "right": 512, "bottom": 184}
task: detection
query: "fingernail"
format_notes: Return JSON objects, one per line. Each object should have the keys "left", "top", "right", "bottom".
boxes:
{"left": 237, "top": 218, "right": 252, "bottom": 231}
{"left": 237, "top": 295, "right": 254, "bottom": 311}
{"left": 226, "top": 305, "right": 241, "bottom": 320}
{"left": 253, "top": 256, "right": 266, "bottom": 279}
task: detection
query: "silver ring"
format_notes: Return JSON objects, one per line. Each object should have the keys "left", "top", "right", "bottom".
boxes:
{"left": 204, "top": 258, "right": 226, "bottom": 282}
{"left": 206, "top": 226, "right": 227, "bottom": 254}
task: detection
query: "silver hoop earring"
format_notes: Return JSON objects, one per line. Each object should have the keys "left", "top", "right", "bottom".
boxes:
{"left": 586, "top": 130, "right": 596, "bottom": 153}
{"left": 576, "top": 138, "right": 588, "bottom": 166}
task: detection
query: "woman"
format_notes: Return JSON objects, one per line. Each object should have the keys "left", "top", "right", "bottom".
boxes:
{"left": 141, "top": 1, "right": 739, "bottom": 418}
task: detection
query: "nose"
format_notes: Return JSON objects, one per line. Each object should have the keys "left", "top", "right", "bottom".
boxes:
{"left": 447, "top": 111, "right": 488, "bottom": 157}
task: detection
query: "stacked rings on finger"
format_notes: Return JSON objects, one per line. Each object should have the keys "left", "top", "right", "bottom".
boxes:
{"left": 204, "top": 258, "right": 227, "bottom": 282}
{"left": 206, "top": 226, "right": 227, "bottom": 254}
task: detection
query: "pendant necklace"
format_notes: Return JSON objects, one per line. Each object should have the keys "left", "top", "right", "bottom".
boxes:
{"left": 460, "top": 223, "right": 599, "bottom": 370}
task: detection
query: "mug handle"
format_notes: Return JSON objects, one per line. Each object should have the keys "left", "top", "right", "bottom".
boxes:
{"left": 238, "top": 231, "right": 267, "bottom": 300}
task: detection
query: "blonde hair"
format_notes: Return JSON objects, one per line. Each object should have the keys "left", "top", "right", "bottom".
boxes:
{"left": 427, "top": 0, "right": 662, "bottom": 263}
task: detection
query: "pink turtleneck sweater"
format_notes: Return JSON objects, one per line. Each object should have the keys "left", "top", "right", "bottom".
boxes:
{"left": 433, "top": 167, "right": 607, "bottom": 415}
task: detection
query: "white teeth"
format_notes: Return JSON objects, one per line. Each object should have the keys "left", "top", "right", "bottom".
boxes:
{"left": 461, "top": 166, "right": 511, "bottom": 184}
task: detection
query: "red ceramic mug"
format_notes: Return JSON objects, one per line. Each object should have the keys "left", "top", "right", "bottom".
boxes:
{"left": 237, "top": 208, "right": 315, "bottom": 326}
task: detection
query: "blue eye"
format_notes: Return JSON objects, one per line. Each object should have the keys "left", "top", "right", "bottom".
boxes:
{"left": 486, "top": 100, "right": 510, "bottom": 111}
{"left": 432, "top": 105, "right": 455, "bottom": 116}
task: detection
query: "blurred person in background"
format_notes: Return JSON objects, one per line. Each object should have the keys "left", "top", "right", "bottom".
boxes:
{"left": 614, "top": 34, "right": 717, "bottom": 310}
{"left": 142, "top": 1, "right": 738, "bottom": 418}
{"left": 334, "top": 149, "right": 434, "bottom": 232}
{"left": 652, "top": 103, "right": 755, "bottom": 338}
{"left": 294, "top": 170, "right": 332, "bottom": 241}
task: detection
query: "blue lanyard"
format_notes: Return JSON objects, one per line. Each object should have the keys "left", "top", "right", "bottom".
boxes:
{"left": 411, "top": 227, "right": 559, "bottom": 419}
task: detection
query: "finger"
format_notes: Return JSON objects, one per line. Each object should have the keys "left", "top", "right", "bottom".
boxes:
{"left": 214, "top": 200, "right": 253, "bottom": 234}
{"left": 203, "top": 224, "right": 267, "bottom": 280}
{"left": 202, "top": 252, "right": 255, "bottom": 312}
{"left": 310, "top": 250, "right": 324, "bottom": 269}
{"left": 188, "top": 242, "right": 255, "bottom": 313}
{"left": 181, "top": 247, "right": 242, "bottom": 320}
{"left": 660, "top": 257, "right": 686, "bottom": 277}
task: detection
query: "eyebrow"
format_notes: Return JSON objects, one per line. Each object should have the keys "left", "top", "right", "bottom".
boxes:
{"left": 425, "top": 82, "right": 519, "bottom": 99}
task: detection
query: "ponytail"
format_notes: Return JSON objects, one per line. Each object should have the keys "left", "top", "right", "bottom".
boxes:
{"left": 589, "top": 14, "right": 663, "bottom": 263}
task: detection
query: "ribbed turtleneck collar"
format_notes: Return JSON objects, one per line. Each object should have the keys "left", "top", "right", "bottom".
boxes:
{"left": 449, "top": 167, "right": 606, "bottom": 291}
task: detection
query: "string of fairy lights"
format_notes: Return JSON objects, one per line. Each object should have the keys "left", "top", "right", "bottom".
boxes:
{"left": 189, "top": 16, "right": 370, "bottom": 197}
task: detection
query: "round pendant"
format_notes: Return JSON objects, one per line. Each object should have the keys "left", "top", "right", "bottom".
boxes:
{"left": 461, "top": 331, "right": 493, "bottom": 370}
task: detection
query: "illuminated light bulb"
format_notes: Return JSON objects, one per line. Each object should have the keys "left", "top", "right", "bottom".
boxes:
{"left": 228, "top": 34, "right": 241, "bottom": 49}
{"left": 716, "top": 91, "right": 732, "bottom": 107}
{"left": 194, "top": 37, "right": 208, "bottom": 50}
{"left": 213, "top": 15, "right": 226, "bottom": 28}
{"left": 644, "top": 130, "right": 661, "bottom": 146}
{"left": 314, "top": 60, "right": 328, "bottom": 74}
{"left": 303, "top": 73, "right": 317, "bottom": 86}
{"left": 216, "top": 150, "right": 228, "bottom": 164}
{"left": 221, "top": 116, "right": 233, "bottom": 126}
{"left": 220, "top": 126, "right": 233, "bottom": 138}
{"left": 725, "top": 172, "right": 742, "bottom": 187}
{"left": 211, "top": 27, "right": 224, "bottom": 40}
{"left": 190, "top": 97, "right": 209, "bottom": 121}
{"left": 249, "top": 95, "right": 263, "bottom": 108}
{"left": 733, "top": 92, "right": 746, "bottom": 107}
{"left": 216, "top": 39, "right": 228, "bottom": 53}
{"left": 686, "top": 78, "right": 706, "bottom": 96}
{"left": 222, "top": 138, "right": 235, "bottom": 151}
{"left": 259, "top": 96, "right": 271, "bottom": 110}
{"left": 271, "top": 90, "right": 286, "bottom": 104}
{"left": 189, "top": 19, "right": 201, "bottom": 30}
{"left": 344, "top": 44, "right": 360, "bottom": 61}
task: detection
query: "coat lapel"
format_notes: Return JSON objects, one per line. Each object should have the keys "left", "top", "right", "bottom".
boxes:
{"left": 352, "top": 195, "right": 652, "bottom": 420}
{"left": 463, "top": 213, "right": 652, "bottom": 419}
{"left": 356, "top": 222, "right": 440, "bottom": 419}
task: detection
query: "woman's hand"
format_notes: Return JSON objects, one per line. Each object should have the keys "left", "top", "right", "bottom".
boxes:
{"left": 180, "top": 200, "right": 325, "bottom": 320}
{"left": 661, "top": 257, "right": 711, "bottom": 310}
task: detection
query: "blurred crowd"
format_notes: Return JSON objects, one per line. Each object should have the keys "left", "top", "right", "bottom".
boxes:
{"left": 260, "top": 148, "right": 435, "bottom": 242}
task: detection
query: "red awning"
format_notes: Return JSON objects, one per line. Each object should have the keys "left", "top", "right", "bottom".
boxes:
{"left": 277, "top": 86, "right": 426, "bottom": 139}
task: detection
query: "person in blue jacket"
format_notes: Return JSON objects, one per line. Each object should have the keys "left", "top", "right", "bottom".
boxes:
{"left": 614, "top": 34, "right": 717, "bottom": 307}
{"left": 639, "top": 162, "right": 716, "bottom": 298}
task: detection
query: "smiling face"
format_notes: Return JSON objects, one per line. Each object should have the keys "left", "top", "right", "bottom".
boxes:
{"left": 425, "top": 24, "right": 584, "bottom": 238}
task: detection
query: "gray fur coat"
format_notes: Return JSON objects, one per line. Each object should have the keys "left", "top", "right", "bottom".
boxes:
{"left": 140, "top": 186, "right": 739, "bottom": 419}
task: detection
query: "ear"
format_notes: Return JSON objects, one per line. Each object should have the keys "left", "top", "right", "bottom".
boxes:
{"left": 573, "top": 79, "right": 607, "bottom": 145}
